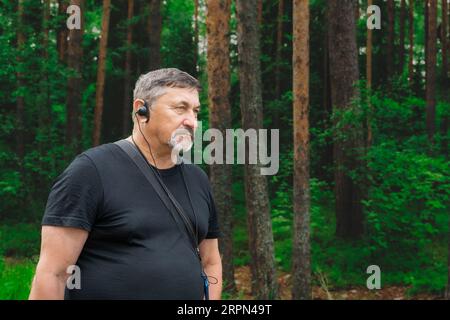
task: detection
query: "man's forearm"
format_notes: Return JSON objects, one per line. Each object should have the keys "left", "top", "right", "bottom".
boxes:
{"left": 204, "top": 262, "right": 222, "bottom": 300}
{"left": 29, "top": 272, "right": 66, "bottom": 300}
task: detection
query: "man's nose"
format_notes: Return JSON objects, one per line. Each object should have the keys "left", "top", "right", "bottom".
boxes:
{"left": 182, "top": 112, "right": 198, "bottom": 131}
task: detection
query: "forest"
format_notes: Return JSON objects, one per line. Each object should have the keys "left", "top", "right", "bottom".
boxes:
{"left": 0, "top": 0, "right": 449, "bottom": 300}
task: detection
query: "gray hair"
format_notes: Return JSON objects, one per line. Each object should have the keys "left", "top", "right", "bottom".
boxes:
{"left": 133, "top": 68, "right": 201, "bottom": 109}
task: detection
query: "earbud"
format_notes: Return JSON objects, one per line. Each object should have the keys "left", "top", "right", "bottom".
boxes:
{"left": 136, "top": 101, "right": 149, "bottom": 123}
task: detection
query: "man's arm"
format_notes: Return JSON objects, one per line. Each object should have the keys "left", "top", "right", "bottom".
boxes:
{"left": 199, "top": 238, "right": 222, "bottom": 300}
{"left": 29, "top": 226, "right": 88, "bottom": 300}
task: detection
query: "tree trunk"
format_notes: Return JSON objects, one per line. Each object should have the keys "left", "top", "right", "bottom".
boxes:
{"left": 366, "top": 0, "right": 373, "bottom": 147}
{"left": 236, "top": 0, "right": 278, "bottom": 299}
{"left": 206, "top": 0, "right": 235, "bottom": 294}
{"left": 399, "top": 0, "right": 406, "bottom": 73}
{"left": 292, "top": 0, "right": 311, "bottom": 300}
{"left": 258, "top": 0, "right": 263, "bottom": 25}
{"left": 426, "top": 0, "right": 437, "bottom": 143}
{"left": 147, "top": 0, "right": 162, "bottom": 71}
{"left": 408, "top": 0, "right": 414, "bottom": 85}
{"left": 57, "top": 0, "right": 68, "bottom": 62}
{"left": 442, "top": 0, "right": 448, "bottom": 78}
{"left": 123, "top": 0, "right": 134, "bottom": 137}
{"left": 41, "top": 0, "right": 51, "bottom": 158}
{"left": 273, "top": 0, "right": 284, "bottom": 129}
{"left": 425, "top": 0, "right": 429, "bottom": 82}
{"left": 443, "top": 0, "right": 450, "bottom": 301}
{"left": 194, "top": 0, "right": 199, "bottom": 74}
{"left": 387, "top": 0, "right": 395, "bottom": 78}
{"left": 66, "top": 0, "right": 84, "bottom": 154}
{"left": 92, "top": 0, "right": 111, "bottom": 147}
{"left": 16, "top": 0, "right": 25, "bottom": 164}
{"left": 328, "top": 0, "right": 364, "bottom": 239}
{"left": 441, "top": 0, "right": 449, "bottom": 157}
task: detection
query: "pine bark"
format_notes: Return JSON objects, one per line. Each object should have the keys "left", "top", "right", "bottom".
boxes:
{"left": 236, "top": 0, "right": 278, "bottom": 299}
{"left": 292, "top": 0, "right": 311, "bottom": 300}
{"left": 206, "top": 0, "right": 235, "bottom": 293}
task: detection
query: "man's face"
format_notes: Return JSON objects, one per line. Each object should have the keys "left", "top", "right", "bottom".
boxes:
{"left": 144, "top": 87, "right": 200, "bottom": 154}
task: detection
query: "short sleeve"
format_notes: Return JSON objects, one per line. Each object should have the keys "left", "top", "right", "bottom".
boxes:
{"left": 42, "top": 154, "right": 103, "bottom": 231}
{"left": 205, "top": 184, "right": 222, "bottom": 239}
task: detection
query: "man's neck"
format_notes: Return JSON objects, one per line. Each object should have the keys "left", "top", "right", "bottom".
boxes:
{"left": 127, "top": 133, "right": 176, "bottom": 169}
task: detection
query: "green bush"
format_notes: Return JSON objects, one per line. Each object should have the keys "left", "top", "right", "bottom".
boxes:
{"left": 0, "top": 223, "right": 40, "bottom": 258}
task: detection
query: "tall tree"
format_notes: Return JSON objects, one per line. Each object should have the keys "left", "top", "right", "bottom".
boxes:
{"left": 292, "top": 0, "right": 311, "bottom": 300}
{"left": 426, "top": 0, "right": 437, "bottom": 143}
{"left": 257, "top": 0, "right": 263, "bottom": 25}
{"left": 92, "top": 0, "right": 111, "bottom": 146}
{"left": 236, "top": 0, "right": 278, "bottom": 299}
{"left": 66, "top": 0, "right": 84, "bottom": 153}
{"left": 408, "top": 0, "right": 414, "bottom": 85}
{"left": 399, "top": 0, "right": 406, "bottom": 73}
{"left": 274, "top": 0, "right": 284, "bottom": 128}
{"left": 206, "top": 0, "right": 235, "bottom": 294}
{"left": 442, "top": 0, "right": 448, "bottom": 77}
{"left": 194, "top": 0, "right": 199, "bottom": 73}
{"left": 147, "top": 0, "right": 162, "bottom": 71}
{"left": 41, "top": 0, "right": 51, "bottom": 156}
{"left": 387, "top": 0, "right": 395, "bottom": 78}
{"left": 441, "top": 0, "right": 449, "bottom": 157}
{"left": 366, "top": 0, "right": 373, "bottom": 147}
{"left": 425, "top": 0, "right": 429, "bottom": 79}
{"left": 57, "top": 0, "right": 68, "bottom": 62}
{"left": 16, "top": 0, "right": 25, "bottom": 164}
{"left": 123, "top": 0, "right": 134, "bottom": 136}
{"left": 328, "top": 0, "right": 364, "bottom": 239}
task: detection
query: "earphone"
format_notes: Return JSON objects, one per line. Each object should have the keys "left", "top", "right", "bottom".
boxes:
{"left": 136, "top": 100, "right": 150, "bottom": 122}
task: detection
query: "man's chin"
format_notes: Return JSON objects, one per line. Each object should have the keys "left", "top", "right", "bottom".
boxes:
{"left": 170, "top": 142, "right": 193, "bottom": 164}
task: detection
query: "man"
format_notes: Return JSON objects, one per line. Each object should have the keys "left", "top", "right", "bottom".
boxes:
{"left": 29, "top": 68, "right": 223, "bottom": 300}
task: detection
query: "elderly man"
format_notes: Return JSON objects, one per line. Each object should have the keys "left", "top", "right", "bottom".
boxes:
{"left": 29, "top": 68, "right": 222, "bottom": 300}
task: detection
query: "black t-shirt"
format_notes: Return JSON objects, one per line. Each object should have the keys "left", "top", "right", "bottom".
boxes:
{"left": 42, "top": 141, "right": 221, "bottom": 300}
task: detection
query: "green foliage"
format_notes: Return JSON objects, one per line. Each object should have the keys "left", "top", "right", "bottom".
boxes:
{"left": 0, "top": 224, "right": 40, "bottom": 258}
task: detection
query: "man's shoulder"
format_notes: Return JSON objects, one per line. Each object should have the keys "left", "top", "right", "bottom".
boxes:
{"left": 81, "top": 141, "right": 121, "bottom": 163}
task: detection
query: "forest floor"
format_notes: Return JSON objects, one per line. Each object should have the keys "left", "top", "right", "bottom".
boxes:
{"left": 233, "top": 266, "right": 444, "bottom": 300}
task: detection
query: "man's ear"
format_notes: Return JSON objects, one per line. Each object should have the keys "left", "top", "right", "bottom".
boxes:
{"left": 133, "top": 99, "right": 145, "bottom": 113}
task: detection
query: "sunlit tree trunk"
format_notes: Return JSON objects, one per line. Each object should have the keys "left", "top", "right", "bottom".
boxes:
{"left": 292, "top": 0, "right": 311, "bottom": 300}
{"left": 206, "top": 0, "right": 235, "bottom": 294}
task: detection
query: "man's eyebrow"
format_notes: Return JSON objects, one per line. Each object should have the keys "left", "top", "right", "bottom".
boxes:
{"left": 173, "top": 100, "right": 201, "bottom": 108}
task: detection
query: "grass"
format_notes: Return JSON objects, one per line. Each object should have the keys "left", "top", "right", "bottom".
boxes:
{"left": 0, "top": 256, "right": 36, "bottom": 300}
